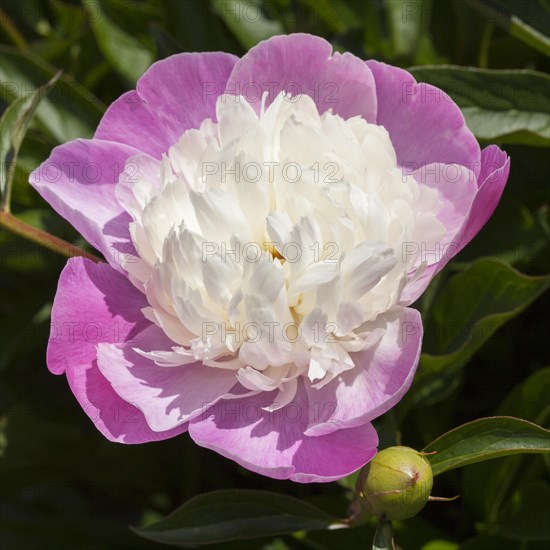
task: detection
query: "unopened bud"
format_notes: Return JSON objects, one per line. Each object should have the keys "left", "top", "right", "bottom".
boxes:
{"left": 357, "top": 446, "right": 433, "bottom": 521}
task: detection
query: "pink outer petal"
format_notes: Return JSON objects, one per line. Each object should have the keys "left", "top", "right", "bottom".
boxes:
{"left": 48, "top": 257, "right": 148, "bottom": 375}
{"left": 188, "top": 382, "right": 379, "bottom": 483}
{"left": 400, "top": 162, "right": 478, "bottom": 305}
{"left": 459, "top": 145, "right": 511, "bottom": 247}
{"left": 66, "top": 357, "right": 186, "bottom": 444}
{"left": 96, "top": 327, "right": 237, "bottom": 432}
{"left": 401, "top": 146, "right": 510, "bottom": 305}
{"left": 49, "top": 257, "right": 185, "bottom": 443}
{"left": 29, "top": 139, "right": 140, "bottom": 269}
{"left": 304, "top": 308, "right": 423, "bottom": 437}
{"left": 226, "top": 33, "right": 377, "bottom": 123}
{"left": 367, "top": 60, "right": 481, "bottom": 178}
{"left": 95, "top": 52, "right": 239, "bottom": 158}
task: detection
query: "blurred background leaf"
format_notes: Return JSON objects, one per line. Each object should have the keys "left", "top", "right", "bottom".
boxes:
{"left": 403, "top": 261, "right": 550, "bottom": 410}
{"left": 410, "top": 66, "right": 550, "bottom": 146}
{"left": 82, "top": 0, "right": 155, "bottom": 85}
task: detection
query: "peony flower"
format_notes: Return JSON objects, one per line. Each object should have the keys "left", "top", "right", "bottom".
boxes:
{"left": 31, "top": 34, "right": 509, "bottom": 482}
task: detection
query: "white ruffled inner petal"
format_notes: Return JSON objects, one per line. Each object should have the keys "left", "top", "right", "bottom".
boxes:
{"left": 115, "top": 91, "right": 447, "bottom": 395}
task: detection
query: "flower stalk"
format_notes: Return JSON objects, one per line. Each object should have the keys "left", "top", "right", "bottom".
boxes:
{"left": 0, "top": 210, "right": 101, "bottom": 262}
{"left": 373, "top": 520, "right": 395, "bottom": 550}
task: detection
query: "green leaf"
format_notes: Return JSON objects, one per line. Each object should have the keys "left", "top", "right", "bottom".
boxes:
{"left": 82, "top": 0, "right": 154, "bottom": 85}
{"left": 163, "top": 0, "right": 242, "bottom": 54}
{"left": 149, "top": 22, "right": 185, "bottom": 59}
{"left": 102, "top": 0, "right": 164, "bottom": 30}
{"left": 453, "top": 194, "right": 549, "bottom": 269}
{"left": 385, "top": 0, "right": 437, "bottom": 61}
{"left": 0, "top": 71, "right": 60, "bottom": 210}
{"left": 298, "top": 0, "right": 362, "bottom": 34}
{"left": 210, "top": 0, "right": 284, "bottom": 49}
{"left": 423, "top": 417, "right": 550, "bottom": 476}
{"left": 468, "top": 0, "right": 550, "bottom": 57}
{"left": 409, "top": 66, "right": 550, "bottom": 146}
{"left": 132, "top": 489, "right": 342, "bottom": 547}
{"left": 429, "top": 263, "right": 549, "bottom": 355}
{"left": 385, "top": 0, "right": 421, "bottom": 57}
{"left": 0, "top": 45, "right": 105, "bottom": 142}
{"left": 497, "top": 366, "right": 550, "bottom": 425}
{"left": 406, "top": 260, "right": 550, "bottom": 407}
{"left": 495, "top": 481, "right": 550, "bottom": 541}
{"left": 28, "top": 0, "right": 87, "bottom": 62}
{"left": 461, "top": 367, "right": 550, "bottom": 525}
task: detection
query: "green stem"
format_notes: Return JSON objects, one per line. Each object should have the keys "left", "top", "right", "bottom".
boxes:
{"left": 478, "top": 23, "right": 494, "bottom": 68}
{"left": 0, "top": 8, "right": 28, "bottom": 50}
{"left": 0, "top": 210, "right": 101, "bottom": 263}
{"left": 1, "top": 163, "right": 13, "bottom": 213}
{"left": 373, "top": 519, "right": 395, "bottom": 550}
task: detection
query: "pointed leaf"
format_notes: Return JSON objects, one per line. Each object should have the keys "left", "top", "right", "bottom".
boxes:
{"left": 406, "top": 260, "right": 550, "bottom": 407}
{"left": 210, "top": 0, "right": 284, "bottom": 49}
{"left": 423, "top": 417, "right": 550, "bottom": 476}
{"left": 0, "top": 45, "right": 105, "bottom": 141}
{"left": 467, "top": 0, "right": 550, "bottom": 57}
{"left": 132, "top": 489, "right": 342, "bottom": 547}
{"left": 82, "top": 0, "right": 154, "bottom": 85}
{"left": 410, "top": 66, "right": 550, "bottom": 146}
{"left": 0, "top": 71, "right": 60, "bottom": 209}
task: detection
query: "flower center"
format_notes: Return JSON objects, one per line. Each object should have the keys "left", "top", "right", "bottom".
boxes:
{"left": 116, "top": 92, "right": 445, "bottom": 402}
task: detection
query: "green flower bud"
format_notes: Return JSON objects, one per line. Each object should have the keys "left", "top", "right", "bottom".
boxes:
{"left": 357, "top": 446, "right": 433, "bottom": 521}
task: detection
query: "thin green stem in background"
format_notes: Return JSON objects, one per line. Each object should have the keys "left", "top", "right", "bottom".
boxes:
{"left": 0, "top": 8, "right": 28, "bottom": 50}
{"left": 0, "top": 71, "right": 62, "bottom": 213}
{"left": 479, "top": 23, "right": 494, "bottom": 68}
{"left": 0, "top": 68, "right": 97, "bottom": 263}
{"left": 0, "top": 210, "right": 101, "bottom": 263}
